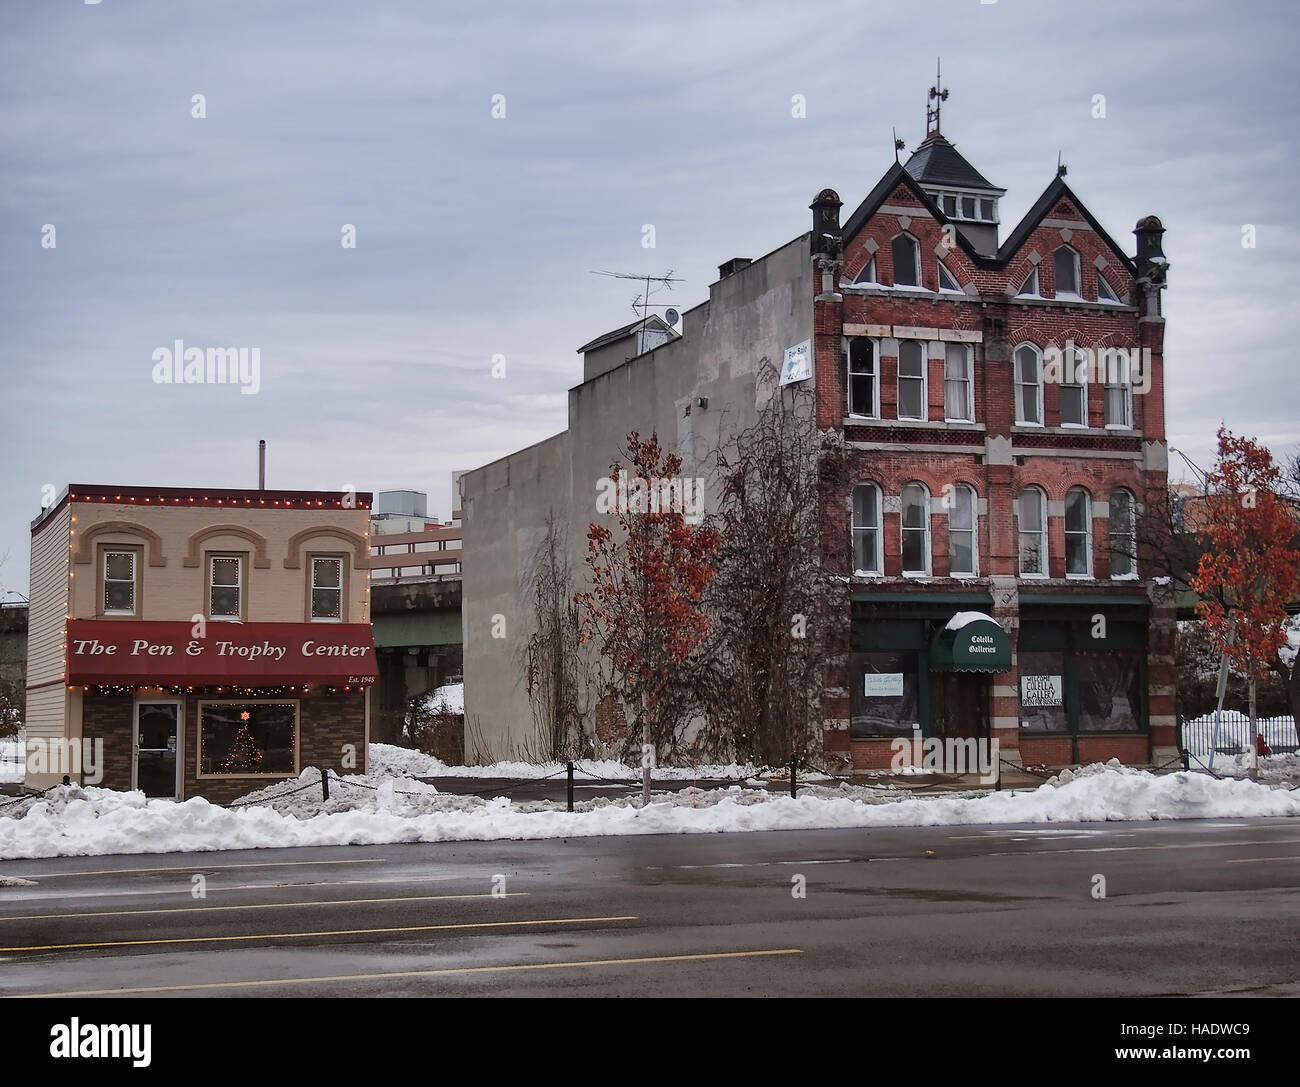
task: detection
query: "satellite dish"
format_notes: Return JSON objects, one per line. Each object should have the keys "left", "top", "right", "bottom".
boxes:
{"left": 664, "top": 308, "right": 680, "bottom": 327}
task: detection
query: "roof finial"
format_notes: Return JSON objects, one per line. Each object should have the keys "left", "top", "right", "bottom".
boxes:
{"left": 892, "top": 127, "right": 905, "bottom": 163}
{"left": 927, "top": 57, "right": 948, "bottom": 137}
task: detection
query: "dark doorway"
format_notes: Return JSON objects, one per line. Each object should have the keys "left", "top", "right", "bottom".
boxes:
{"left": 931, "top": 673, "right": 988, "bottom": 741}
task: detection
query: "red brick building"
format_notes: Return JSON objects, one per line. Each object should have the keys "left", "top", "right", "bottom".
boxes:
{"left": 812, "top": 120, "right": 1173, "bottom": 769}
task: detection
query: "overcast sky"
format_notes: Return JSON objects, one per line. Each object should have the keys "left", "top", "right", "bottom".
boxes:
{"left": 1, "top": 0, "right": 1297, "bottom": 596}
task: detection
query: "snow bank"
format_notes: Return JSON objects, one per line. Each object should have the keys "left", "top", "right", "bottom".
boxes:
{"left": 369, "top": 742, "right": 760, "bottom": 781}
{"left": 1, "top": 760, "right": 1296, "bottom": 860}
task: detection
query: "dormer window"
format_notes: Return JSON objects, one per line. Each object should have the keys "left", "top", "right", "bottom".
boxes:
{"left": 853, "top": 255, "right": 877, "bottom": 285}
{"left": 891, "top": 233, "right": 921, "bottom": 287}
{"left": 1054, "top": 245, "right": 1081, "bottom": 298}
{"left": 1018, "top": 268, "right": 1040, "bottom": 297}
{"left": 936, "top": 191, "right": 998, "bottom": 224}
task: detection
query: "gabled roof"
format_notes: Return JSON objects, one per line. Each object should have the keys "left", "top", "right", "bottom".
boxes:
{"left": 996, "top": 175, "right": 1137, "bottom": 275}
{"left": 576, "top": 313, "right": 676, "bottom": 355}
{"left": 904, "top": 133, "right": 1004, "bottom": 194}
{"left": 842, "top": 160, "right": 1138, "bottom": 277}
{"left": 841, "top": 162, "right": 990, "bottom": 267}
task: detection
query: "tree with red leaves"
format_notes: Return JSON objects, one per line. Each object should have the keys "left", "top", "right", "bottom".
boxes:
{"left": 1191, "top": 428, "right": 1300, "bottom": 773}
{"left": 575, "top": 432, "right": 720, "bottom": 805}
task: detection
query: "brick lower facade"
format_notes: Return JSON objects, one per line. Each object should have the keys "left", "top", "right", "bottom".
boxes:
{"left": 78, "top": 686, "right": 367, "bottom": 804}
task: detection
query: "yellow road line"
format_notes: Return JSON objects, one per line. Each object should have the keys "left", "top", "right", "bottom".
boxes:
{"left": 0, "top": 892, "right": 528, "bottom": 924}
{"left": 0, "top": 914, "right": 637, "bottom": 953}
{"left": 17, "top": 948, "right": 803, "bottom": 997}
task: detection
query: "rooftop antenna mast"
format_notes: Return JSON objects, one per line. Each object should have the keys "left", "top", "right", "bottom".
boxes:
{"left": 926, "top": 57, "right": 948, "bottom": 137}
{"left": 590, "top": 269, "right": 683, "bottom": 349}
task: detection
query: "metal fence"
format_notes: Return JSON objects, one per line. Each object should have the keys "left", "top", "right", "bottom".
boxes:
{"left": 1181, "top": 712, "right": 1298, "bottom": 756}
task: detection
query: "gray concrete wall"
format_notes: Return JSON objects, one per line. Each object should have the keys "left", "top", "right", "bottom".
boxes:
{"left": 462, "top": 233, "right": 814, "bottom": 762}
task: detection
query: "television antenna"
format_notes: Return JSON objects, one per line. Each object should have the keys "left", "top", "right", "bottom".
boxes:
{"left": 590, "top": 269, "right": 682, "bottom": 328}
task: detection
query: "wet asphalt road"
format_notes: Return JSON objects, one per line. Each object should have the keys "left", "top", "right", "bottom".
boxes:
{"left": 0, "top": 818, "right": 1297, "bottom": 998}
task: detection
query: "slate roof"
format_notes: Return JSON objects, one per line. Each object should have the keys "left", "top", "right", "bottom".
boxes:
{"left": 903, "top": 133, "right": 1004, "bottom": 194}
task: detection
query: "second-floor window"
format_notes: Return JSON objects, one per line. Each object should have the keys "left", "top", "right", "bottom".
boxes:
{"left": 209, "top": 556, "right": 242, "bottom": 620}
{"left": 1018, "top": 487, "right": 1047, "bottom": 576}
{"left": 948, "top": 484, "right": 977, "bottom": 576}
{"left": 103, "top": 550, "right": 136, "bottom": 615}
{"left": 901, "top": 483, "right": 931, "bottom": 576}
{"left": 944, "top": 343, "right": 973, "bottom": 422}
{"left": 852, "top": 483, "right": 882, "bottom": 575}
{"left": 311, "top": 557, "right": 343, "bottom": 621}
{"left": 1109, "top": 489, "right": 1137, "bottom": 578}
{"left": 898, "top": 341, "right": 927, "bottom": 420}
{"left": 1065, "top": 487, "right": 1093, "bottom": 577}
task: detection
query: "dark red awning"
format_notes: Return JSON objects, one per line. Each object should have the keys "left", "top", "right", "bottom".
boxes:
{"left": 66, "top": 620, "right": 377, "bottom": 686}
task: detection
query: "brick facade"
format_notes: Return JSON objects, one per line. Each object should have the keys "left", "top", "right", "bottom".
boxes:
{"left": 812, "top": 133, "right": 1171, "bottom": 769}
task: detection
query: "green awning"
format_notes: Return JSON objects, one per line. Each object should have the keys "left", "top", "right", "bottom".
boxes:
{"left": 931, "top": 612, "right": 1011, "bottom": 673}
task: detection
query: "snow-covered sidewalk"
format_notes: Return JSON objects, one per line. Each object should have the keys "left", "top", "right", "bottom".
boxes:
{"left": 1, "top": 751, "right": 1297, "bottom": 860}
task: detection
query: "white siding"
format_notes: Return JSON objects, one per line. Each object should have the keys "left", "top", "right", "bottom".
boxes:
{"left": 24, "top": 504, "right": 71, "bottom": 789}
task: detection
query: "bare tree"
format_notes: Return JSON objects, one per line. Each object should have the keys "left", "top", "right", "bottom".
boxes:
{"left": 520, "top": 511, "right": 593, "bottom": 760}
{"left": 696, "top": 365, "right": 850, "bottom": 768}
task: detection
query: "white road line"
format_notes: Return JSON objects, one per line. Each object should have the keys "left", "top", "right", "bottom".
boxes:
{"left": 2, "top": 858, "right": 389, "bottom": 879}
{"left": 646, "top": 859, "right": 854, "bottom": 870}
{"left": 1225, "top": 855, "right": 1300, "bottom": 864}
{"left": 0, "top": 892, "right": 530, "bottom": 923}
{"left": 0, "top": 874, "right": 464, "bottom": 904}
{"left": 986, "top": 837, "right": 1300, "bottom": 857}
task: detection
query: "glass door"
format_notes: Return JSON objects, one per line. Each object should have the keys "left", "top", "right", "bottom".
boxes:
{"left": 135, "top": 701, "right": 181, "bottom": 798}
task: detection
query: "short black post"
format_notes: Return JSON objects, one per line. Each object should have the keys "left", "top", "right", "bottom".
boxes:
{"left": 320, "top": 765, "right": 329, "bottom": 801}
{"left": 790, "top": 754, "right": 797, "bottom": 799}
{"left": 995, "top": 760, "right": 1003, "bottom": 792}
{"left": 566, "top": 761, "right": 574, "bottom": 812}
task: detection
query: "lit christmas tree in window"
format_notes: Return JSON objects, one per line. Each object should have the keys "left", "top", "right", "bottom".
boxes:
{"left": 221, "top": 710, "right": 263, "bottom": 773}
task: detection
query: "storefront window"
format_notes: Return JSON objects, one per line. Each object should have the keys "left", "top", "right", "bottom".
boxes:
{"left": 1077, "top": 651, "right": 1142, "bottom": 731}
{"left": 200, "top": 701, "right": 297, "bottom": 775}
{"left": 1019, "top": 651, "right": 1067, "bottom": 732}
{"left": 851, "top": 651, "right": 920, "bottom": 737}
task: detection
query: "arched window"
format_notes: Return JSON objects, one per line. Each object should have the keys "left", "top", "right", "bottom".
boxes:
{"left": 897, "top": 340, "right": 927, "bottom": 420}
{"left": 1017, "top": 487, "right": 1047, "bottom": 577}
{"left": 1017, "top": 267, "right": 1040, "bottom": 297}
{"left": 1109, "top": 489, "right": 1137, "bottom": 578}
{"left": 948, "top": 484, "right": 977, "bottom": 576}
{"left": 944, "top": 342, "right": 973, "bottom": 422}
{"left": 853, "top": 255, "right": 876, "bottom": 285}
{"left": 937, "top": 261, "right": 961, "bottom": 292}
{"left": 1097, "top": 271, "right": 1121, "bottom": 303}
{"left": 1060, "top": 345, "right": 1088, "bottom": 427}
{"left": 852, "top": 483, "right": 882, "bottom": 575}
{"left": 892, "top": 233, "right": 921, "bottom": 287}
{"left": 1054, "top": 245, "right": 1081, "bottom": 298}
{"left": 1015, "top": 344, "right": 1043, "bottom": 425}
{"left": 847, "top": 338, "right": 876, "bottom": 418}
{"left": 1065, "top": 487, "right": 1092, "bottom": 577}
{"left": 901, "top": 483, "right": 931, "bottom": 575}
